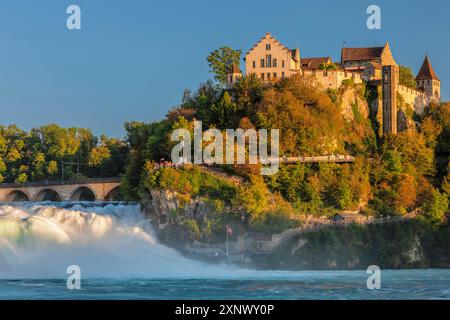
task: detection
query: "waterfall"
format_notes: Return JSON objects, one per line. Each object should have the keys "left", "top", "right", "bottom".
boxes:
{"left": 0, "top": 202, "right": 232, "bottom": 279}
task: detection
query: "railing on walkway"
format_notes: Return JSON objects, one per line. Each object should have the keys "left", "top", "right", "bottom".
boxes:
{"left": 255, "top": 211, "right": 420, "bottom": 254}
{"left": 0, "top": 177, "right": 121, "bottom": 189}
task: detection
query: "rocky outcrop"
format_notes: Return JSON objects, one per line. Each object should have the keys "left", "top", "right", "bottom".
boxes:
{"left": 143, "top": 189, "right": 211, "bottom": 227}
{"left": 340, "top": 86, "right": 370, "bottom": 121}
{"left": 397, "top": 109, "right": 416, "bottom": 132}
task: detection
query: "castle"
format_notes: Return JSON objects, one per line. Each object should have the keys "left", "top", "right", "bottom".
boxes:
{"left": 227, "top": 32, "right": 441, "bottom": 134}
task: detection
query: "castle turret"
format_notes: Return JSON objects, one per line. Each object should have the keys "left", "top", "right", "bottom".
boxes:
{"left": 226, "top": 63, "right": 242, "bottom": 86}
{"left": 416, "top": 55, "right": 440, "bottom": 102}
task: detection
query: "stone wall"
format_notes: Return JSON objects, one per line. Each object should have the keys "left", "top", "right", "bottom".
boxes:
{"left": 397, "top": 84, "right": 429, "bottom": 114}
{"left": 302, "top": 70, "right": 362, "bottom": 90}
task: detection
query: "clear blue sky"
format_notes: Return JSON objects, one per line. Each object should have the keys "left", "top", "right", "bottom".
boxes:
{"left": 0, "top": 0, "right": 449, "bottom": 138}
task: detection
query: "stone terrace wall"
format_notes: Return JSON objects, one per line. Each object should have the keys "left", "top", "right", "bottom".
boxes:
{"left": 397, "top": 84, "right": 430, "bottom": 114}
{"left": 303, "top": 70, "right": 362, "bottom": 90}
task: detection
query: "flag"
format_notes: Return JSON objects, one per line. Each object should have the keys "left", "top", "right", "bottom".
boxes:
{"left": 227, "top": 225, "right": 233, "bottom": 236}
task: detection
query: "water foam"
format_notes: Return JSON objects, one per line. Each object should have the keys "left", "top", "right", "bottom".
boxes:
{"left": 0, "top": 203, "right": 234, "bottom": 279}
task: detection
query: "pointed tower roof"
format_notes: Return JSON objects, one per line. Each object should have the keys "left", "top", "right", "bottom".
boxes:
{"left": 228, "top": 63, "right": 241, "bottom": 74}
{"left": 416, "top": 56, "right": 440, "bottom": 81}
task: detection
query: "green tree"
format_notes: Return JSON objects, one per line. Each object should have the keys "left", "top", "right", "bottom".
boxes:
{"left": 207, "top": 47, "right": 242, "bottom": 85}
{"left": 422, "top": 190, "right": 449, "bottom": 225}
{"left": 47, "top": 160, "right": 58, "bottom": 177}
{"left": 399, "top": 65, "right": 417, "bottom": 89}
{"left": 88, "top": 146, "right": 111, "bottom": 167}
{"left": 15, "top": 173, "right": 28, "bottom": 183}
{"left": 31, "top": 153, "right": 46, "bottom": 180}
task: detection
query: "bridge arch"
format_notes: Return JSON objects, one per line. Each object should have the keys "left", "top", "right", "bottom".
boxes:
{"left": 35, "top": 189, "right": 62, "bottom": 202}
{"left": 70, "top": 186, "right": 97, "bottom": 201}
{"left": 6, "top": 190, "right": 30, "bottom": 202}
{"left": 105, "top": 186, "right": 122, "bottom": 201}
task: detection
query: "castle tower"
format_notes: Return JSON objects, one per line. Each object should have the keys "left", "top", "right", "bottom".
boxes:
{"left": 382, "top": 65, "right": 399, "bottom": 134}
{"left": 416, "top": 55, "right": 440, "bottom": 102}
{"left": 226, "top": 64, "right": 242, "bottom": 86}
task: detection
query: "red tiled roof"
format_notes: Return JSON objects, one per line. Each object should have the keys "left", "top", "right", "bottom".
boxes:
{"left": 416, "top": 56, "right": 439, "bottom": 81}
{"left": 228, "top": 63, "right": 241, "bottom": 74}
{"left": 301, "top": 57, "right": 332, "bottom": 70}
{"left": 341, "top": 47, "right": 384, "bottom": 61}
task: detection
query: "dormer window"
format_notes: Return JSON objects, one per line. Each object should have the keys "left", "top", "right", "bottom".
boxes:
{"left": 266, "top": 44, "right": 271, "bottom": 50}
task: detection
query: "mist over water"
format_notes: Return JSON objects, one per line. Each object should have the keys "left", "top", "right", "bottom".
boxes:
{"left": 1, "top": 203, "right": 450, "bottom": 299}
{"left": 0, "top": 202, "right": 236, "bottom": 279}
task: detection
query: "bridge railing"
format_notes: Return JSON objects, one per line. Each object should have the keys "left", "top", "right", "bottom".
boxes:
{"left": 0, "top": 177, "right": 121, "bottom": 189}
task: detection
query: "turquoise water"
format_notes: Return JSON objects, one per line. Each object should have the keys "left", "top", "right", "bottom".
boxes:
{"left": 1, "top": 269, "right": 450, "bottom": 299}
{"left": 1, "top": 203, "right": 449, "bottom": 300}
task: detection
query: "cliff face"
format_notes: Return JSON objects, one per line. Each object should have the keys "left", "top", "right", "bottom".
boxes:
{"left": 251, "top": 221, "right": 450, "bottom": 270}
{"left": 339, "top": 86, "right": 370, "bottom": 121}
{"left": 143, "top": 189, "right": 210, "bottom": 226}
{"left": 142, "top": 189, "right": 214, "bottom": 250}
{"left": 142, "top": 189, "right": 450, "bottom": 270}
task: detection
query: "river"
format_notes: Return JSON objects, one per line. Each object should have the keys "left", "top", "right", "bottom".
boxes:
{"left": 0, "top": 202, "right": 449, "bottom": 300}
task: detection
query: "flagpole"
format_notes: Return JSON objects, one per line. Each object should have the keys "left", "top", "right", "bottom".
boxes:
{"left": 226, "top": 225, "right": 229, "bottom": 256}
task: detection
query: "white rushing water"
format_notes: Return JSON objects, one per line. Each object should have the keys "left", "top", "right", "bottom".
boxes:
{"left": 0, "top": 203, "right": 235, "bottom": 279}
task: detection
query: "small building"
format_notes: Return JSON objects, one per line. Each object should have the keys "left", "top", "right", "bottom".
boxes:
{"left": 226, "top": 63, "right": 242, "bottom": 86}
{"left": 331, "top": 212, "right": 367, "bottom": 224}
{"left": 341, "top": 42, "right": 396, "bottom": 73}
{"left": 301, "top": 57, "right": 333, "bottom": 71}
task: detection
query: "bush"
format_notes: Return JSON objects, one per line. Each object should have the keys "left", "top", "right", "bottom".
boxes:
{"left": 422, "top": 190, "right": 449, "bottom": 225}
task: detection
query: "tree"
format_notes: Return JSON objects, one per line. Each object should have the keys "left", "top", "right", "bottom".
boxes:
{"left": 422, "top": 189, "right": 449, "bottom": 225}
{"left": 394, "top": 173, "right": 417, "bottom": 212}
{"left": 443, "top": 161, "right": 450, "bottom": 197}
{"left": 88, "top": 146, "right": 111, "bottom": 167}
{"left": 31, "top": 153, "right": 46, "bottom": 180}
{"left": 15, "top": 173, "right": 28, "bottom": 183}
{"left": 318, "top": 62, "right": 338, "bottom": 71}
{"left": 207, "top": 47, "right": 242, "bottom": 85}
{"left": 399, "top": 65, "right": 416, "bottom": 89}
{"left": 47, "top": 160, "right": 58, "bottom": 177}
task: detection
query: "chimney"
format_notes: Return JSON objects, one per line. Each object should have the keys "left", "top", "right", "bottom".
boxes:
{"left": 294, "top": 47, "right": 300, "bottom": 61}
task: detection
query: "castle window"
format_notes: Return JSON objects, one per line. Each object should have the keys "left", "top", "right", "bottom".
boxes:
{"left": 282, "top": 72, "right": 285, "bottom": 78}
{"left": 260, "top": 59, "right": 265, "bottom": 67}
{"left": 261, "top": 73, "right": 265, "bottom": 80}
{"left": 266, "top": 43, "right": 271, "bottom": 50}
{"left": 273, "top": 58, "right": 277, "bottom": 67}
{"left": 282, "top": 60, "right": 285, "bottom": 68}
{"left": 267, "top": 73, "right": 271, "bottom": 80}
{"left": 253, "top": 61, "right": 256, "bottom": 68}
{"left": 266, "top": 55, "right": 272, "bottom": 67}
{"left": 273, "top": 72, "right": 277, "bottom": 78}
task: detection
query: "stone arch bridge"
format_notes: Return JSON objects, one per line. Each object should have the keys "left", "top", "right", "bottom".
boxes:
{"left": 0, "top": 178, "right": 122, "bottom": 202}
